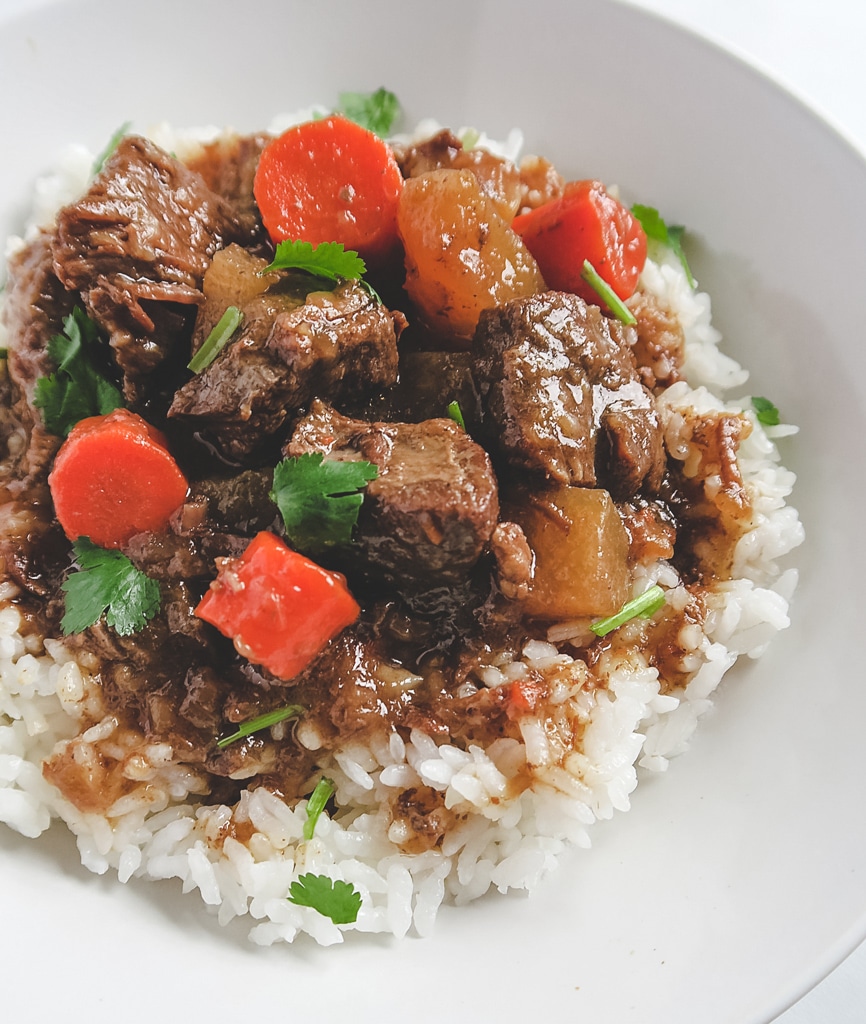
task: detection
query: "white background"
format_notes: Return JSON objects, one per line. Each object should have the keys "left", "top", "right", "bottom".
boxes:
{"left": 0, "top": 0, "right": 864, "bottom": 1020}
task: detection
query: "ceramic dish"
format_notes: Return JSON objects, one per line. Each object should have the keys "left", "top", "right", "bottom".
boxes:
{"left": 1, "top": 1, "right": 865, "bottom": 1021}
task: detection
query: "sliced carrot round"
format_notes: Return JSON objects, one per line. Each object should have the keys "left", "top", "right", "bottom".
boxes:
{"left": 253, "top": 114, "right": 403, "bottom": 263}
{"left": 49, "top": 408, "right": 189, "bottom": 549}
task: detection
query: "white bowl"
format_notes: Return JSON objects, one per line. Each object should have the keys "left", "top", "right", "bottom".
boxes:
{"left": 1, "top": 2, "right": 865, "bottom": 1022}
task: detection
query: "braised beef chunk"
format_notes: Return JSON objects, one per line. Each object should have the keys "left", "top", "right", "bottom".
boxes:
{"left": 51, "top": 135, "right": 248, "bottom": 399}
{"left": 183, "top": 132, "right": 270, "bottom": 241}
{"left": 288, "top": 400, "right": 499, "bottom": 588}
{"left": 169, "top": 277, "right": 403, "bottom": 458}
{"left": 473, "top": 291, "right": 665, "bottom": 498}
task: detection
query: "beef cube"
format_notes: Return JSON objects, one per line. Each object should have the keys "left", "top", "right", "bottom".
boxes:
{"left": 51, "top": 135, "right": 248, "bottom": 398}
{"left": 287, "top": 400, "right": 499, "bottom": 588}
{"left": 473, "top": 291, "right": 664, "bottom": 498}
{"left": 169, "top": 256, "right": 403, "bottom": 457}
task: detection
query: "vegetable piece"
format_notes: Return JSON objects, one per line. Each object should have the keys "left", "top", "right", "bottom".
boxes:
{"left": 187, "top": 305, "right": 243, "bottom": 373}
{"left": 446, "top": 400, "right": 466, "bottom": 431}
{"left": 271, "top": 453, "right": 378, "bottom": 553}
{"left": 590, "top": 584, "right": 666, "bottom": 637}
{"left": 217, "top": 703, "right": 304, "bottom": 750}
{"left": 33, "top": 306, "right": 123, "bottom": 436}
{"left": 261, "top": 239, "right": 367, "bottom": 282}
{"left": 631, "top": 204, "right": 696, "bottom": 288}
{"left": 91, "top": 121, "right": 132, "bottom": 176}
{"left": 61, "top": 537, "right": 161, "bottom": 636}
{"left": 303, "top": 776, "right": 336, "bottom": 840}
{"left": 512, "top": 180, "right": 647, "bottom": 304}
{"left": 752, "top": 396, "right": 781, "bottom": 427}
{"left": 48, "top": 408, "right": 189, "bottom": 549}
{"left": 580, "top": 260, "right": 637, "bottom": 325}
{"left": 194, "top": 531, "right": 360, "bottom": 680}
{"left": 287, "top": 873, "right": 362, "bottom": 925}
{"left": 336, "top": 87, "right": 400, "bottom": 136}
{"left": 511, "top": 487, "right": 630, "bottom": 619}
{"left": 253, "top": 115, "right": 404, "bottom": 263}
{"left": 397, "top": 168, "right": 545, "bottom": 342}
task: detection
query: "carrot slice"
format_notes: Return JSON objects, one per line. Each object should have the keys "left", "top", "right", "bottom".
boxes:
{"left": 195, "top": 531, "right": 359, "bottom": 681}
{"left": 253, "top": 115, "right": 403, "bottom": 264}
{"left": 512, "top": 180, "right": 647, "bottom": 303}
{"left": 49, "top": 408, "right": 188, "bottom": 549}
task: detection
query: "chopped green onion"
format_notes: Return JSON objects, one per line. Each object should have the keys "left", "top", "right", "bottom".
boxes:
{"left": 446, "top": 400, "right": 466, "bottom": 431}
{"left": 590, "top": 585, "right": 666, "bottom": 637}
{"left": 303, "top": 776, "right": 335, "bottom": 841}
{"left": 92, "top": 121, "right": 132, "bottom": 176}
{"left": 580, "top": 260, "right": 636, "bottom": 326}
{"left": 217, "top": 703, "right": 303, "bottom": 749}
{"left": 188, "top": 306, "right": 243, "bottom": 374}
{"left": 752, "top": 396, "right": 781, "bottom": 427}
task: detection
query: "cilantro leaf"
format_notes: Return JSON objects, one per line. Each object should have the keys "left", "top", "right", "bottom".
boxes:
{"left": 261, "top": 240, "right": 367, "bottom": 282}
{"left": 631, "top": 204, "right": 696, "bottom": 288}
{"left": 590, "top": 585, "right": 666, "bottom": 637}
{"left": 217, "top": 704, "right": 304, "bottom": 749}
{"left": 287, "top": 873, "right": 362, "bottom": 924}
{"left": 187, "top": 306, "right": 243, "bottom": 373}
{"left": 752, "top": 396, "right": 781, "bottom": 427}
{"left": 271, "top": 453, "right": 378, "bottom": 553}
{"left": 33, "top": 307, "right": 123, "bottom": 436}
{"left": 303, "top": 776, "right": 335, "bottom": 841}
{"left": 61, "top": 538, "right": 161, "bottom": 636}
{"left": 580, "top": 260, "right": 636, "bottom": 325}
{"left": 337, "top": 87, "right": 400, "bottom": 136}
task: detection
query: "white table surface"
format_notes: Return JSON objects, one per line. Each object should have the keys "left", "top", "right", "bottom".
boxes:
{"left": 0, "top": 1, "right": 863, "bottom": 1020}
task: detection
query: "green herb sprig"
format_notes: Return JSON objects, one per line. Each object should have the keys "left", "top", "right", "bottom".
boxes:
{"left": 631, "top": 204, "right": 696, "bottom": 289}
{"left": 580, "top": 260, "right": 636, "bottom": 325}
{"left": 33, "top": 307, "right": 123, "bottom": 436}
{"left": 260, "top": 240, "right": 380, "bottom": 301}
{"left": 336, "top": 87, "right": 400, "bottom": 137}
{"left": 61, "top": 538, "right": 161, "bottom": 637}
{"left": 271, "top": 452, "right": 378, "bottom": 553}
{"left": 187, "top": 306, "right": 244, "bottom": 374}
{"left": 288, "top": 873, "right": 362, "bottom": 924}
{"left": 590, "top": 585, "right": 666, "bottom": 637}
{"left": 446, "top": 400, "right": 466, "bottom": 431}
{"left": 303, "top": 777, "right": 336, "bottom": 841}
{"left": 217, "top": 704, "right": 304, "bottom": 750}
{"left": 751, "top": 396, "right": 781, "bottom": 427}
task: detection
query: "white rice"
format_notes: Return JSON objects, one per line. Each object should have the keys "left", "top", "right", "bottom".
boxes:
{"left": 0, "top": 124, "right": 804, "bottom": 944}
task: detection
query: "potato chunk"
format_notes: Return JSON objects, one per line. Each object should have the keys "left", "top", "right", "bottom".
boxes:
{"left": 512, "top": 487, "right": 630, "bottom": 619}
{"left": 397, "top": 168, "right": 545, "bottom": 342}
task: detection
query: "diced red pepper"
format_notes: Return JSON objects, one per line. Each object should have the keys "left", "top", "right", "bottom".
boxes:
{"left": 512, "top": 180, "right": 647, "bottom": 303}
{"left": 195, "top": 531, "right": 359, "bottom": 680}
{"left": 505, "top": 678, "right": 548, "bottom": 720}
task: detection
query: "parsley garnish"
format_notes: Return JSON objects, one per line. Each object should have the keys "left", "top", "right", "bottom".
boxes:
{"left": 260, "top": 240, "right": 380, "bottom": 302}
{"left": 61, "top": 538, "right": 161, "bottom": 636}
{"left": 752, "top": 396, "right": 781, "bottom": 427}
{"left": 590, "top": 585, "right": 666, "bottom": 637}
{"left": 303, "top": 776, "right": 336, "bottom": 841}
{"left": 33, "top": 307, "right": 123, "bottom": 436}
{"left": 337, "top": 87, "right": 400, "bottom": 137}
{"left": 92, "top": 121, "right": 132, "bottom": 176}
{"left": 580, "top": 260, "right": 637, "bottom": 325}
{"left": 271, "top": 452, "right": 378, "bottom": 553}
{"left": 261, "top": 240, "right": 366, "bottom": 282}
{"left": 216, "top": 704, "right": 304, "bottom": 749}
{"left": 187, "top": 306, "right": 244, "bottom": 374}
{"left": 288, "top": 873, "right": 362, "bottom": 924}
{"left": 631, "top": 204, "right": 696, "bottom": 289}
